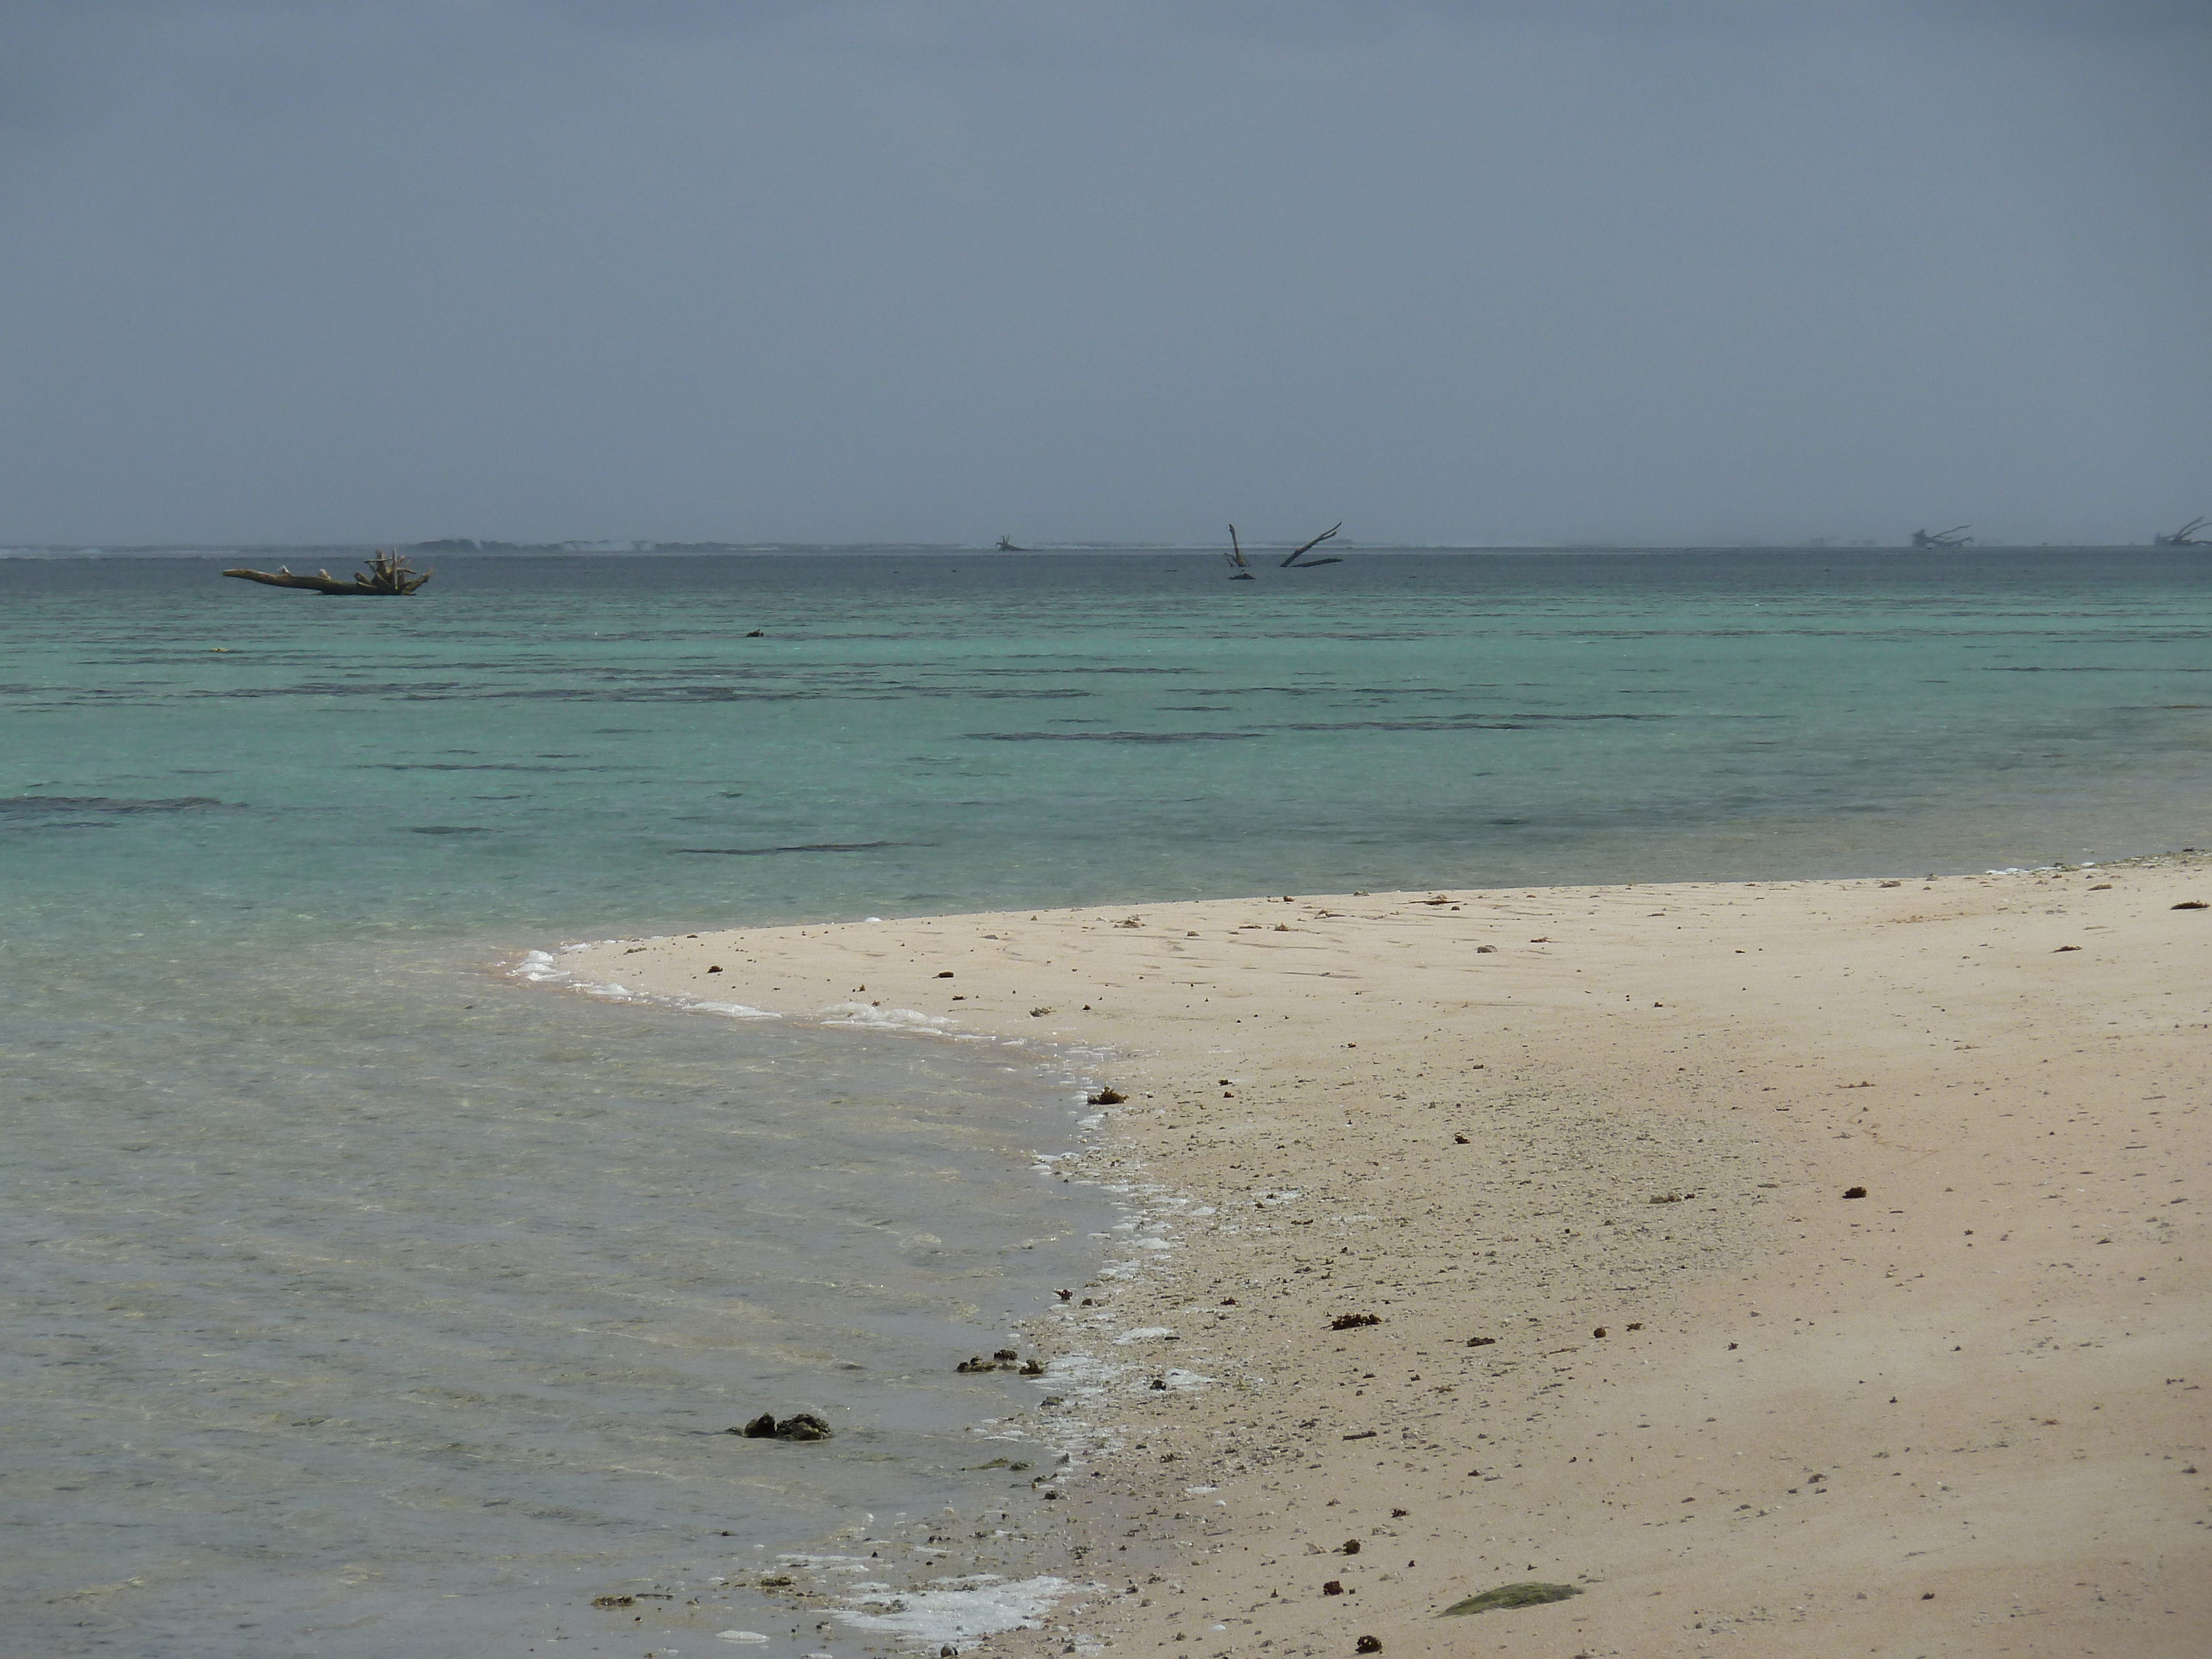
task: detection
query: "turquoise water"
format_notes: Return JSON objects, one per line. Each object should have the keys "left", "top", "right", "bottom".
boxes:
{"left": 9, "top": 549, "right": 2206, "bottom": 943}
{"left": 3, "top": 547, "right": 2208, "bottom": 1654}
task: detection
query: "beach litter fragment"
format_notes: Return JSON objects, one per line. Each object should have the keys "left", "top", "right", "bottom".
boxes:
{"left": 1438, "top": 1582, "right": 1583, "bottom": 1616}
{"left": 1843, "top": 1186, "right": 1869, "bottom": 1199}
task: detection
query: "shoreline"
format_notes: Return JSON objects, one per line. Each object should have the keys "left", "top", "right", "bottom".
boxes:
{"left": 556, "top": 856, "right": 2210, "bottom": 1658}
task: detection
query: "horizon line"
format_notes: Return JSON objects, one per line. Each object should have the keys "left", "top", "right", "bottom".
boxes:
{"left": 1, "top": 538, "right": 2192, "bottom": 557}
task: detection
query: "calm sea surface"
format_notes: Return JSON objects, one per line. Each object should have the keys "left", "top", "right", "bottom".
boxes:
{"left": 3, "top": 547, "right": 2208, "bottom": 1655}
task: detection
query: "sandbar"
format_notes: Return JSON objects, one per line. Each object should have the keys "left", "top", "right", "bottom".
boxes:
{"left": 559, "top": 857, "right": 2210, "bottom": 1657}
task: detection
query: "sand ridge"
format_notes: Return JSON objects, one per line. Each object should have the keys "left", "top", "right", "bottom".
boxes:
{"left": 556, "top": 858, "right": 2210, "bottom": 1658}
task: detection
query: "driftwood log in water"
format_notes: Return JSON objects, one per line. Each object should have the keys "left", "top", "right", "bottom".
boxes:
{"left": 223, "top": 549, "right": 432, "bottom": 595}
{"left": 1279, "top": 522, "right": 1344, "bottom": 567}
{"left": 1910, "top": 525, "right": 1973, "bottom": 550}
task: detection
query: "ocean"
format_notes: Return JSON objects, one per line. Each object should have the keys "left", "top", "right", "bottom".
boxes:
{"left": 3, "top": 545, "right": 2206, "bottom": 1655}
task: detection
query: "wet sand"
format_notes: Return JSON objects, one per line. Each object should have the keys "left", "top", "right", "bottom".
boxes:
{"left": 562, "top": 857, "right": 2210, "bottom": 1658}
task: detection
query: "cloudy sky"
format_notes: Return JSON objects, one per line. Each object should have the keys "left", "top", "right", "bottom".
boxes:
{"left": 2, "top": 1, "right": 2206, "bottom": 546}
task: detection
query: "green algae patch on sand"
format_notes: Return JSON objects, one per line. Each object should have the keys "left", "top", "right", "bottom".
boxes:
{"left": 1438, "top": 1582, "right": 1583, "bottom": 1616}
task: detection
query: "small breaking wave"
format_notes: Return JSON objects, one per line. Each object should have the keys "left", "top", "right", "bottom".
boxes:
{"left": 508, "top": 948, "right": 778, "bottom": 1019}
{"left": 816, "top": 1001, "right": 955, "bottom": 1031}
{"left": 831, "top": 1573, "right": 1073, "bottom": 1645}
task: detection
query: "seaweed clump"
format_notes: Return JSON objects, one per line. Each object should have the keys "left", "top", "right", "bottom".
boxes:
{"left": 1438, "top": 1582, "right": 1583, "bottom": 1616}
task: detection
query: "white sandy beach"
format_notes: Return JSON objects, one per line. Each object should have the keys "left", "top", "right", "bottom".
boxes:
{"left": 560, "top": 858, "right": 2210, "bottom": 1658}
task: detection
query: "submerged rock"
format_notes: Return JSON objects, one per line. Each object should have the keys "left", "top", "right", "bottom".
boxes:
{"left": 729, "top": 1411, "right": 833, "bottom": 1441}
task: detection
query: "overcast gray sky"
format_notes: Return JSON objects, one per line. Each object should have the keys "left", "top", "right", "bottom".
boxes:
{"left": 2, "top": 1, "right": 2206, "bottom": 547}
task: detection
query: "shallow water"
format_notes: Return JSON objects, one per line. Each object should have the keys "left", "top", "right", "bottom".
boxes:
{"left": 3, "top": 546, "right": 2207, "bottom": 1653}
{"left": 4, "top": 931, "right": 1112, "bottom": 1656}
